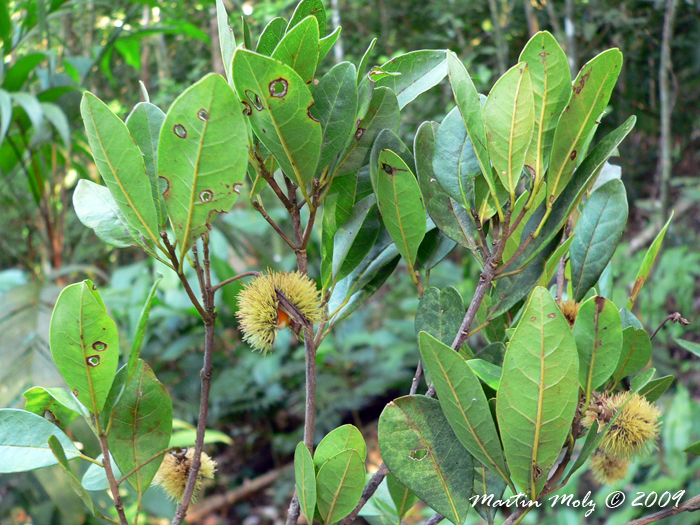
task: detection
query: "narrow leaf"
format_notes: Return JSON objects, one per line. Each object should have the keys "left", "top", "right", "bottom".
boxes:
{"left": 627, "top": 213, "right": 673, "bottom": 310}
{"left": 216, "top": 0, "right": 236, "bottom": 83}
{"left": 611, "top": 327, "right": 652, "bottom": 386}
{"left": 272, "top": 16, "right": 319, "bottom": 84}
{"left": 295, "top": 442, "right": 317, "bottom": 523}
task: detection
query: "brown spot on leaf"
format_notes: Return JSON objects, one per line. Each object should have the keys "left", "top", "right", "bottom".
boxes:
{"left": 570, "top": 150, "right": 577, "bottom": 161}
{"left": 573, "top": 72, "right": 590, "bottom": 95}
{"left": 160, "top": 176, "right": 170, "bottom": 194}
{"left": 269, "top": 78, "right": 288, "bottom": 98}
{"left": 173, "top": 124, "right": 187, "bottom": 138}
{"left": 530, "top": 316, "right": 537, "bottom": 322}
{"left": 92, "top": 341, "right": 107, "bottom": 351}
{"left": 197, "top": 109, "right": 209, "bottom": 121}
{"left": 72, "top": 389, "right": 78, "bottom": 397}
{"left": 232, "top": 182, "right": 242, "bottom": 195}
{"left": 355, "top": 127, "right": 365, "bottom": 140}
{"left": 548, "top": 313, "right": 556, "bottom": 318}
{"left": 307, "top": 103, "right": 320, "bottom": 122}
{"left": 245, "top": 90, "right": 264, "bottom": 110}
{"left": 595, "top": 295, "right": 606, "bottom": 314}
{"left": 630, "top": 276, "right": 645, "bottom": 302}
{"left": 241, "top": 101, "right": 252, "bottom": 116}
{"left": 199, "top": 190, "right": 214, "bottom": 203}
{"left": 86, "top": 355, "right": 100, "bottom": 367}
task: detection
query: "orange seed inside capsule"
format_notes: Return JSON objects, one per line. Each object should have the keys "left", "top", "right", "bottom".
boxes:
{"left": 276, "top": 308, "right": 291, "bottom": 330}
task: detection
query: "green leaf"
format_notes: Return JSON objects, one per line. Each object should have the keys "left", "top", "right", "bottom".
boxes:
{"left": 419, "top": 332, "right": 513, "bottom": 491}
{"left": 371, "top": 50, "right": 447, "bottom": 109}
{"left": 216, "top": 0, "right": 236, "bottom": 83}
{"left": 471, "top": 462, "right": 507, "bottom": 524}
{"left": 547, "top": 49, "right": 623, "bottom": 197}
{"left": 316, "top": 449, "right": 365, "bottom": 525}
{"left": 126, "top": 101, "right": 167, "bottom": 227}
{"left": 159, "top": 73, "right": 247, "bottom": 256}
{"left": 272, "top": 16, "right": 319, "bottom": 84}
{"left": 504, "top": 188, "right": 546, "bottom": 263}
{"left": 22, "top": 387, "right": 84, "bottom": 428}
{"left": 233, "top": 50, "right": 322, "bottom": 195}
{"left": 127, "top": 277, "right": 162, "bottom": 385}
{"left": 168, "top": 428, "right": 233, "bottom": 448}
{"left": 611, "top": 327, "right": 652, "bottom": 387}
{"left": 49, "top": 280, "right": 119, "bottom": 414}
{"left": 467, "top": 359, "right": 502, "bottom": 391}
{"left": 312, "top": 62, "right": 358, "bottom": 176}
{"left": 483, "top": 62, "right": 535, "bottom": 200}
{"left": 295, "top": 442, "right": 317, "bottom": 523}
{"left": 256, "top": 17, "right": 287, "bottom": 56}
{"left": 0, "top": 89, "right": 12, "bottom": 145}
{"left": 387, "top": 473, "right": 418, "bottom": 521}
{"left": 0, "top": 0, "right": 10, "bottom": 52}
{"left": 518, "top": 31, "right": 571, "bottom": 180}
{"left": 241, "top": 14, "right": 252, "bottom": 49}
{"left": 573, "top": 296, "right": 622, "bottom": 395}
{"left": 287, "top": 0, "right": 326, "bottom": 37}
{"left": 433, "top": 106, "right": 481, "bottom": 211}
{"left": 677, "top": 339, "right": 700, "bottom": 358}
{"left": 414, "top": 287, "right": 464, "bottom": 346}
{"left": 2, "top": 53, "right": 45, "bottom": 91}
{"left": 107, "top": 360, "right": 172, "bottom": 493}
{"left": 81, "top": 92, "right": 160, "bottom": 247}
{"left": 319, "top": 26, "right": 341, "bottom": 62}
{"left": 536, "top": 233, "right": 575, "bottom": 288}
{"left": 684, "top": 440, "right": 700, "bottom": 456}
{"left": 356, "top": 38, "right": 377, "bottom": 83}
{"left": 627, "top": 213, "right": 673, "bottom": 310}
{"left": 416, "top": 227, "right": 457, "bottom": 271}
{"left": 73, "top": 179, "right": 143, "bottom": 248}
{"left": 371, "top": 149, "right": 426, "bottom": 270}
{"left": 496, "top": 287, "right": 579, "bottom": 498}
{"left": 336, "top": 86, "right": 400, "bottom": 176}
{"left": 332, "top": 195, "right": 380, "bottom": 281}
{"left": 0, "top": 409, "right": 80, "bottom": 473}
{"left": 446, "top": 52, "right": 495, "bottom": 197}
{"left": 638, "top": 375, "right": 674, "bottom": 403}
{"left": 314, "top": 424, "right": 367, "bottom": 469}
{"left": 570, "top": 179, "right": 628, "bottom": 301}
{"left": 81, "top": 453, "right": 122, "bottom": 491}
{"left": 40, "top": 102, "right": 71, "bottom": 148}
{"left": 378, "top": 395, "right": 473, "bottom": 525}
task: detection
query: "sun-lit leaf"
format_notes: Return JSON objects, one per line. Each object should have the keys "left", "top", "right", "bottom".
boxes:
{"left": 315, "top": 424, "right": 367, "bottom": 469}
{"left": 216, "top": 0, "right": 236, "bottom": 83}
{"left": 256, "top": 17, "right": 287, "bottom": 56}
{"left": 371, "top": 50, "right": 447, "bottom": 108}
{"left": 316, "top": 449, "right": 365, "bottom": 524}
{"left": 287, "top": 0, "right": 326, "bottom": 37}
{"left": 627, "top": 213, "right": 673, "bottom": 310}
{"left": 272, "top": 16, "right": 319, "bottom": 84}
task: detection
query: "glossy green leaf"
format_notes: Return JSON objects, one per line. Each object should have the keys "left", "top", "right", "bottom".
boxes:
{"left": 125, "top": 101, "right": 167, "bottom": 227}
{"left": 22, "top": 387, "right": 84, "bottom": 428}
{"left": 0, "top": 409, "right": 80, "bottom": 473}
{"left": 318, "top": 26, "right": 341, "bottom": 62}
{"left": 128, "top": 277, "right": 162, "bottom": 385}
{"left": 81, "top": 453, "right": 122, "bottom": 491}
{"left": 496, "top": 287, "right": 579, "bottom": 498}
{"left": 356, "top": 38, "right": 377, "bottom": 83}
{"left": 415, "top": 225, "right": 457, "bottom": 270}
{"left": 483, "top": 62, "right": 534, "bottom": 200}
{"left": 518, "top": 31, "right": 571, "bottom": 180}
{"left": 467, "top": 359, "right": 502, "bottom": 391}
{"left": 73, "top": 179, "right": 143, "bottom": 248}
{"left": 611, "top": 327, "right": 652, "bottom": 386}
{"left": 107, "top": 359, "right": 172, "bottom": 493}
{"left": 159, "top": 73, "right": 247, "bottom": 256}
{"left": 419, "top": 332, "right": 513, "bottom": 491}
{"left": 371, "top": 50, "right": 447, "bottom": 108}
{"left": 387, "top": 473, "right": 418, "bottom": 521}
{"left": 414, "top": 287, "right": 464, "bottom": 346}
{"left": 573, "top": 296, "right": 622, "bottom": 394}
{"left": 415, "top": 120, "right": 480, "bottom": 254}
{"left": 233, "top": 50, "right": 322, "bottom": 195}
{"left": 570, "top": 179, "right": 628, "bottom": 301}
{"left": 49, "top": 281, "right": 119, "bottom": 414}
{"left": 216, "top": 0, "right": 236, "bottom": 83}
{"left": 314, "top": 424, "right": 367, "bottom": 469}
{"left": 370, "top": 128, "right": 416, "bottom": 174}
{"left": 446, "top": 51, "right": 496, "bottom": 199}
{"left": 433, "top": 106, "right": 480, "bottom": 211}
{"left": 638, "top": 375, "right": 674, "bottom": 403}
{"left": 295, "top": 442, "right": 317, "bottom": 523}
{"left": 677, "top": 339, "right": 700, "bottom": 358}
{"left": 472, "top": 461, "right": 507, "bottom": 524}
{"left": 256, "top": 17, "right": 287, "bottom": 56}
{"left": 312, "top": 62, "right": 358, "bottom": 175}
{"left": 287, "top": 0, "right": 326, "bottom": 37}
{"left": 316, "top": 449, "right": 365, "bottom": 525}
{"left": 332, "top": 195, "right": 380, "bottom": 281}
{"left": 548, "top": 49, "right": 623, "bottom": 197}
{"left": 272, "top": 16, "right": 319, "bottom": 84}
{"left": 627, "top": 212, "right": 673, "bottom": 310}
{"left": 378, "top": 395, "right": 473, "bottom": 525}
{"left": 336, "top": 87, "right": 400, "bottom": 176}
{"left": 371, "top": 149, "right": 426, "bottom": 269}
{"left": 81, "top": 92, "right": 160, "bottom": 246}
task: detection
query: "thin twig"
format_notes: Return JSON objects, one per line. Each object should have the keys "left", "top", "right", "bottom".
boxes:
{"left": 98, "top": 430, "right": 129, "bottom": 525}
{"left": 555, "top": 255, "right": 567, "bottom": 302}
{"left": 117, "top": 447, "right": 179, "bottom": 486}
{"left": 423, "top": 513, "right": 445, "bottom": 525}
{"left": 650, "top": 312, "right": 689, "bottom": 340}
{"left": 251, "top": 200, "right": 297, "bottom": 249}
{"left": 211, "top": 271, "right": 261, "bottom": 293}
{"left": 622, "top": 493, "right": 700, "bottom": 525}
{"left": 496, "top": 233, "right": 534, "bottom": 275}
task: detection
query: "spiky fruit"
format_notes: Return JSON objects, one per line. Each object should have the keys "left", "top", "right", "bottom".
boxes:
{"left": 590, "top": 449, "right": 630, "bottom": 484}
{"left": 152, "top": 448, "right": 217, "bottom": 502}
{"left": 558, "top": 299, "right": 580, "bottom": 328}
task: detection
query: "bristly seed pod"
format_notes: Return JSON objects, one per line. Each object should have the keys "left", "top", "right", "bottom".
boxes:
{"left": 235, "top": 270, "right": 323, "bottom": 353}
{"left": 590, "top": 449, "right": 630, "bottom": 484}
{"left": 152, "top": 448, "right": 217, "bottom": 502}
{"left": 558, "top": 299, "right": 580, "bottom": 328}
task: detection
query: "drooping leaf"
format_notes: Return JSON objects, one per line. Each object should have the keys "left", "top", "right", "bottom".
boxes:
{"left": 49, "top": 281, "right": 119, "bottom": 414}
{"left": 570, "top": 179, "right": 628, "bottom": 301}
{"left": 106, "top": 360, "right": 172, "bottom": 493}
{"left": 611, "top": 327, "right": 652, "bottom": 386}
{"left": 216, "top": 0, "right": 236, "bottom": 83}
{"left": 332, "top": 195, "right": 380, "bottom": 281}
{"left": 414, "top": 287, "right": 464, "bottom": 346}
{"left": 233, "top": 50, "right": 322, "bottom": 196}
{"left": 638, "top": 375, "right": 674, "bottom": 403}
{"left": 127, "top": 277, "right": 162, "bottom": 385}
{"left": 315, "top": 424, "right": 367, "bottom": 469}
{"left": 40, "top": 102, "right": 71, "bottom": 148}
{"left": 483, "top": 62, "right": 535, "bottom": 199}
{"left": 295, "top": 442, "right": 317, "bottom": 523}
{"left": 370, "top": 50, "right": 447, "bottom": 108}
{"left": 0, "top": 89, "right": 12, "bottom": 145}
{"left": 81, "top": 92, "right": 160, "bottom": 246}
{"left": 677, "top": 339, "right": 700, "bottom": 358}
{"left": 318, "top": 26, "right": 341, "bottom": 62}
{"left": 272, "top": 16, "right": 319, "bottom": 84}
{"left": 471, "top": 461, "right": 507, "bottom": 524}
{"left": 573, "top": 296, "right": 623, "bottom": 394}
{"left": 256, "top": 17, "right": 287, "bottom": 56}
{"left": 627, "top": 213, "right": 673, "bottom": 310}
{"left": 496, "top": 287, "right": 579, "bottom": 498}
{"left": 316, "top": 449, "right": 365, "bottom": 525}
{"left": 287, "top": 0, "right": 326, "bottom": 37}
{"left": 419, "top": 332, "right": 513, "bottom": 491}
{"left": 159, "top": 73, "right": 248, "bottom": 256}
{"left": 415, "top": 223, "right": 458, "bottom": 270}
{"left": 547, "top": 49, "right": 623, "bottom": 197}
{"left": 386, "top": 473, "right": 418, "bottom": 520}
{"left": 0, "top": 409, "right": 80, "bottom": 473}
{"left": 378, "top": 395, "right": 473, "bottom": 525}
{"left": 22, "top": 387, "right": 84, "bottom": 428}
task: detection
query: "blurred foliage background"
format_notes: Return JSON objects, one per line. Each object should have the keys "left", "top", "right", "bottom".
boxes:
{"left": 0, "top": 0, "right": 699, "bottom": 523}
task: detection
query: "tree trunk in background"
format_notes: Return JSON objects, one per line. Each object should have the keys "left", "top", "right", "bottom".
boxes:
{"left": 140, "top": 6, "right": 151, "bottom": 94}
{"left": 543, "top": 0, "right": 565, "bottom": 46}
{"left": 659, "top": 0, "right": 678, "bottom": 219}
{"left": 564, "top": 0, "right": 577, "bottom": 75}
{"left": 156, "top": 33, "right": 171, "bottom": 83}
{"left": 487, "top": 0, "right": 507, "bottom": 75}
{"left": 523, "top": 0, "right": 539, "bottom": 37}
{"left": 209, "top": 6, "right": 225, "bottom": 76}
{"left": 330, "top": 0, "right": 344, "bottom": 63}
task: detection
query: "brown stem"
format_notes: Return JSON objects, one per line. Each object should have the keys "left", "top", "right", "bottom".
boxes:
{"left": 98, "top": 431, "right": 129, "bottom": 525}
{"left": 423, "top": 513, "right": 445, "bottom": 525}
{"left": 337, "top": 464, "right": 390, "bottom": 525}
{"left": 253, "top": 149, "right": 295, "bottom": 212}
{"left": 555, "top": 256, "right": 567, "bottom": 302}
{"left": 496, "top": 233, "right": 534, "bottom": 275}
{"left": 211, "top": 271, "right": 261, "bottom": 293}
{"left": 302, "top": 329, "right": 317, "bottom": 450}
{"left": 623, "top": 494, "right": 700, "bottom": 525}
{"left": 650, "top": 312, "right": 689, "bottom": 340}
{"left": 117, "top": 447, "right": 178, "bottom": 486}
{"left": 252, "top": 200, "right": 297, "bottom": 249}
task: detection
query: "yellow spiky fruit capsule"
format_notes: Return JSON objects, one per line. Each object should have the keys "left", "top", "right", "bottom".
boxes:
{"left": 598, "top": 392, "right": 661, "bottom": 459}
{"left": 589, "top": 449, "right": 630, "bottom": 484}
{"left": 152, "top": 448, "right": 217, "bottom": 502}
{"left": 235, "top": 270, "right": 323, "bottom": 353}
{"left": 558, "top": 299, "right": 580, "bottom": 328}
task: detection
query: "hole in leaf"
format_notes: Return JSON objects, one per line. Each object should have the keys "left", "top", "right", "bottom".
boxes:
{"left": 92, "top": 283, "right": 97, "bottom": 290}
{"left": 381, "top": 162, "right": 394, "bottom": 175}
{"left": 199, "top": 190, "right": 214, "bottom": 203}
{"left": 355, "top": 127, "right": 365, "bottom": 140}
{"left": 242, "top": 101, "right": 253, "bottom": 116}
{"left": 92, "top": 341, "right": 107, "bottom": 351}
{"left": 307, "top": 103, "right": 320, "bottom": 122}
{"left": 245, "top": 90, "right": 264, "bottom": 110}
{"left": 174, "top": 124, "right": 187, "bottom": 138}
{"left": 269, "top": 78, "right": 288, "bottom": 98}
{"left": 86, "top": 355, "right": 100, "bottom": 367}
{"left": 197, "top": 109, "right": 209, "bottom": 121}
{"left": 233, "top": 182, "right": 242, "bottom": 195}
{"left": 409, "top": 449, "right": 429, "bottom": 461}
